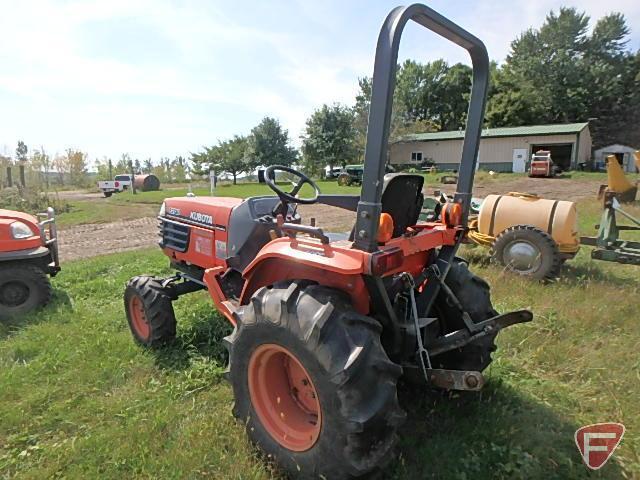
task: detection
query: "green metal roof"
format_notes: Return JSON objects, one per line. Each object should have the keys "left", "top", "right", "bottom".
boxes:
{"left": 397, "top": 122, "right": 589, "bottom": 143}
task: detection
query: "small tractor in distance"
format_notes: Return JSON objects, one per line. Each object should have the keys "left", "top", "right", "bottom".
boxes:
{"left": 0, "top": 207, "right": 59, "bottom": 319}
{"left": 529, "top": 150, "right": 560, "bottom": 178}
{"left": 124, "top": 5, "right": 532, "bottom": 478}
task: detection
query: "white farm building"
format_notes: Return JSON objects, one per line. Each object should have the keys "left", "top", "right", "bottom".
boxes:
{"left": 390, "top": 122, "right": 592, "bottom": 172}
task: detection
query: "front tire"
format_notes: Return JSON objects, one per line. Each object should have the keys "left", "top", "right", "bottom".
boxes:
{"left": 124, "top": 276, "right": 176, "bottom": 346}
{"left": 0, "top": 264, "right": 52, "bottom": 319}
{"left": 225, "top": 281, "right": 405, "bottom": 479}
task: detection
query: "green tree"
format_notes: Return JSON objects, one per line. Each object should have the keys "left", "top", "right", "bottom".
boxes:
{"left": 246, "top": 117, "right": 297, "bottom": 168}
{"left": 353, "top": 60, "right": 469, "bottom": 146}
{"left": 116, "top": 154, "right": 131, "bottom": 174}
{"left": 30, "top": 147, "right": 52, "bottom": 189}
{"left": 16, "top": 141, "right": 28, "bottom": 163}
{"left": 486, "top": 8, "right": 639, "bottom": 147}
{"left": 95, "top": 157, "right": 112, "bottom": 180}
{"left": 353, "top": 77, "right": 372, "bottom": 157}
{"left": 143, "top": 158, "right": 153, "bottom": 174}
{"left": 65, "top": 149, "right": 88, "bottom": 186}
{"left": 192, "top": 136, "right": 249, "bottom": 185}
{"left": 301, "top": 104, "right": 358, "bottom": 175}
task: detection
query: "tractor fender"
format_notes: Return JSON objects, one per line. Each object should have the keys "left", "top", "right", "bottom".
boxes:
{"left": 239, "top": 238, "right": 371, "bottom": 314}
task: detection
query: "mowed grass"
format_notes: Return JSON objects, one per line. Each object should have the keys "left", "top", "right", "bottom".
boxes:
{"left": 102, "top": 180, "right": 362, "bottom": 205}
{"left": 1, "top": 244, "right": 638, "bottom": 478}
{"left": 56, "top": 201, "right": 157, "bottom": 228}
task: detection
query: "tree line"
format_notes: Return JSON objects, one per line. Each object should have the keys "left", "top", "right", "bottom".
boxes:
{"left": 0, "top": 141, "right": 192, "bottom": 189}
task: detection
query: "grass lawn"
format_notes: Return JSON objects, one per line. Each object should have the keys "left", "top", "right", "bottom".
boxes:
{"left": 1, "top": 246, "right": 637, "bottom": 478}
{"left": 55, "top": 201, "right": 157, "bottom": 228}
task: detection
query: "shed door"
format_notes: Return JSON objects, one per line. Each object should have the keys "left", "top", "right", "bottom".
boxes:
{"left": 512, "top": 149, "right": 527, "bottom": 173}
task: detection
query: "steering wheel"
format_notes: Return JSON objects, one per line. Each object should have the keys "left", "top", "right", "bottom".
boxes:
{"left": 264, "top": 165, "right": 320, "bottom": 205}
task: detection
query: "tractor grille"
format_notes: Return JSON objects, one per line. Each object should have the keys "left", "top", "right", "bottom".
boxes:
{"left": 159, "top": 217, "right": 190, "bottom": 252}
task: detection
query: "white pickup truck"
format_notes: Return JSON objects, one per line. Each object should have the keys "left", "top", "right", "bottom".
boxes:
{"left": 97, "top": 174, "right": 132, "bottom": 197}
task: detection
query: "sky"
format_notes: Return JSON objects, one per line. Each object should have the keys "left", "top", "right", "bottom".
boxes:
{"left": 1, "top": 0, "right": 639, "bottom": 166}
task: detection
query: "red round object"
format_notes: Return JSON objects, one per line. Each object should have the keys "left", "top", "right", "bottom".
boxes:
{"left": 128, "top": 295, "right": 150, "bottom": 340}
{"left": 248, "top": 344, "right": 321, "bottom": 451}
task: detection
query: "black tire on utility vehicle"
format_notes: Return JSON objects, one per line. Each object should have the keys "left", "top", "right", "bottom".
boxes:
{"left": 0, "top": 263, "right": 52, "bottom": 319}
{"left": 103, "top": 191, "right": 112, "bottom": 198}
{"left": 431, "top": 259, "right": 498, "bottom": 372}
{"left": 225, "top": 281, "right": 406, "bottom": 479}
{"left": 124, "top": 275, "right": 176, "bottom": 346}
{"left": 490, "top": 225, "right": 562, "bottom": 281}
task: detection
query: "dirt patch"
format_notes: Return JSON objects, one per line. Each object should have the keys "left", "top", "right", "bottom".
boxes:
{"left": 434, "top": 176, "right": 602, "bottom": 202}
{"left": 58, "top": 217, "right": 158, "bottom": 262}
{"left": 52, "top": 190, "right": 104, "bottom": 201}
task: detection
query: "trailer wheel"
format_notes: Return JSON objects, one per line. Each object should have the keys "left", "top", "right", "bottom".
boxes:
{"left": 124, "top": 276, "right": 176, "bottom": 346}
{"left": 491, "top": 225, "right": 561, "bottom": 281}
{"left": 225, "top": 281, "right": 405, "bottom": 479}
{"left": 0, "top": 264, "right": 52, "bottom": 319}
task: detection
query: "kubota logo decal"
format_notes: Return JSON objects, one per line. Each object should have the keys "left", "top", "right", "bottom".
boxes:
{"left": 190, "top": 211, "right": 213, "bottom": 225}
{"left": 575, "top": 423, "right": 625, "bottom": 470}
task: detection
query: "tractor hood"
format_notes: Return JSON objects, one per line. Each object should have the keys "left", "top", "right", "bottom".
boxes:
{"left": 0, "top": 208, "right": 39, "bottom": 226}
{"left": 162, "top": 196, "right": 243, "bottom": 230}
{"left": 0, "top": 208, "right": 43, "bottom": 252}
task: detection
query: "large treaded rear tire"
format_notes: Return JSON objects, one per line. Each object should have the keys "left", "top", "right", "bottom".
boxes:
{"left": 0, "top": 263, "right": 52, "bottom": 319}
{"left": 124, "top": 275, "right": 176, "bottom": 346}
{"left": 433, "top": 259, "right": 498, "bottom": 372}
{"left": 491, "top": 225, "right": 562, "bottom": 281}
{"left": 225, "top": 281, "right": 405, "bottom": 479}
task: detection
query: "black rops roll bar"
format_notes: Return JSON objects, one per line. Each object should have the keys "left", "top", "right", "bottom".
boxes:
{"left": 352, "top": 4, "right": 490, "bottom": 252}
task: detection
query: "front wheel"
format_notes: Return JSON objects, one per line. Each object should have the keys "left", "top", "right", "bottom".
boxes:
{"left": 124, "top": 276, "right": 177, "bottom": 346}
{"left": 0, "top": 264, "right": 52, "bottom": 319}
{"left": 225, "top": 281, "right": 405, "bottom": 479}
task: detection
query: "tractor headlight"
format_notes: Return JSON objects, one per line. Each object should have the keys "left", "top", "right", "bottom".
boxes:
{"left": 10, "top": 221, "right": 35, "bottom": 239}
{"left": 159, "top": 201, "right": 166, "bottom": 217}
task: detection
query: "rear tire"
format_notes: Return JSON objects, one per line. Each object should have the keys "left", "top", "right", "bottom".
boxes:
{"left": 337, "top": 173, "right": 351, "bottom": 187}
{"left": 103, "top": 191, "right": 112, "bottom": 198}
{"left": 124, "top": 276, "right": 176, "bottom": 346}
{"left": 432, "top": 259, "right": 498, "bottom": 372}
{"left": 491, "top": 225, "right": 561, "bottom": 281}
{"left": 225, "top": 281, "right": 405, "bottom": 479}
{"left": 0, "top": 264, "right": 52, "bottom": 319}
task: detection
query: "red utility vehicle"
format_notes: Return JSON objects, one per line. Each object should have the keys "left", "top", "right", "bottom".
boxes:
{"left": 124, "top": 4, "right": 532, "bottom": 478}
{"left": 0, "top": 207, "right": 59, "bottom": 319}
{"left": 529, "top": 150, "right": 559, "bottom": 178}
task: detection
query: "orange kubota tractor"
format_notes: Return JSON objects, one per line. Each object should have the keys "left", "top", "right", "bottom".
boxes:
{"left": 0, "top": 207, "right": 59, "bottom": 319}
{"left": 125, "top": 5, "right": 532, "bottom": 478}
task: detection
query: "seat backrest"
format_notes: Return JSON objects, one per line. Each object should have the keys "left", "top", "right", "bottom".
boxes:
{"left": 381, "top": 173, "right": 425, "bottom": 237}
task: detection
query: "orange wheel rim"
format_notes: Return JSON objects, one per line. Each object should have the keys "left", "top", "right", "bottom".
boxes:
{"left": 248, "top": 344, "right": 321, "bottom": 451}
{"left": 129, "top": 296, "right": 150, "bottom": 340}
